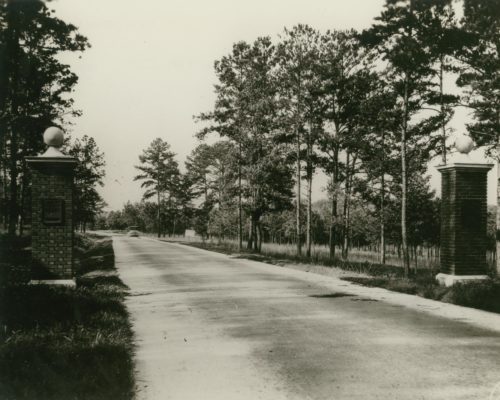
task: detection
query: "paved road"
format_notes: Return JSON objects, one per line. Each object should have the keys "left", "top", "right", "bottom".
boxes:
{"left": 113, "top": 236, "right": 500, "bottom": 400}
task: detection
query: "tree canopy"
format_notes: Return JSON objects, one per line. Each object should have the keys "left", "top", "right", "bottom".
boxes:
{"left": 0, "top": 0, "right": 89, "bottom": 235}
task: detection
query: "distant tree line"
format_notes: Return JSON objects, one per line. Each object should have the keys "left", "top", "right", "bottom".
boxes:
{"left": 0, "top": 0, "right": 105, "bottom": 235}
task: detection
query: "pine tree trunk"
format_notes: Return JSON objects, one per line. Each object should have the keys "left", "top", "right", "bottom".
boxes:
{"left": 344, "top": 157, "right": 356, "bottom": 259}
{"left": 238, "top": 142, "right": 243, "bottom": 251}
{"left": 19, "top": 170, "right": 25, "bottom": 237}
{"left": 157, "top": 188, "right": 161, "bottom": 238}
{"left": 440, "top": 57, "right": 447, "bottom": 165}
{"left": 495, "top": 105, "right": 500, "bottom": 274}
{"left": 414, "top": 245, "right": 418, "bottom": 273}
{"left": 342, "top": 152, "right": 351, "bottom": 259}
{"left": 496, "top": 137, "right": 500, "bottom": 275}
{"left": 257, "top": 219, "right": 262, "bottom": 253}
{"left": 2, "top": 152, "right": 8, "bottom": 230}
{"left": 329, "top": 177, "right": 337, "bottom": 259}
{"left": 8, "top": 129, "right": 17, "bottom": 236}
{"left": 380, "top": 131, "right": 386, "bottom": 265}
{"left": 252, "top": 215, "right": 258, "bottom": 251}
{"left": 329, "top": 146, "right": 339, "bottom": 259}
{"left": 296, "top": 127, "right": 302, "bottom": 256}
{"left": 402, "top": 77, "right": 410, "bottom": 277}
{"left": 247, "top": 217, "right": 253, "bottom": 249}
{"left": 6, "top": 12, "right": 18, "bottom": 237}
{"left": 306, "top": 130, "right": 313, "bottom": 258}
{"left": 380, "top": 172, "right": 386, "bottom": 265}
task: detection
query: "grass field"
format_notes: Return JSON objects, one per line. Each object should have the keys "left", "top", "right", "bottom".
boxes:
{"left": 154, "top": 232, "right": 496, "bottom": 273}
{"left": 0, "top": 234, "right": 135, "bottom": 400}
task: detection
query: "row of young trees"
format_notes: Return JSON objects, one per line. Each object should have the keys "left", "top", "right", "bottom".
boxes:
{"left": 117, "top": 0, "right": 498, "bottom": 277}
{"left": 108, "top": 136, "right": 441, "bottom": 243}
{"left": 0, "top": 1, "right": 106, "bottom": 234}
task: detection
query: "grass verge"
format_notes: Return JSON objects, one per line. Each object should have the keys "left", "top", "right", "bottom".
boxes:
{"left": 174, "top": 239, "right": 414, "bottom": 276}
{"left": 176, "top": 239, "right": 500, "bottom": 315}
{"left": 0, "top": 233, "right": 135, "bottom": 400}
{"left": 344, "top": 276, "right": 500, "bottom": 313}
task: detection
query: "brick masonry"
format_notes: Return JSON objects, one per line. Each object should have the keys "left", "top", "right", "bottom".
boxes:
{"left": 439, "top": 165, "right": 492, "bottom": 275}
{"left": 27, "top": 160, "right": 76, "bottom": 279}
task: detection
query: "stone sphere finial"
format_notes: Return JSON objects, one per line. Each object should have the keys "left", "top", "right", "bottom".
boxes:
{"left": 455, "top": 134, "right": 474, "bottom": 155}
{"left": 43, "top": 127, "right": 64, "bottom": 148}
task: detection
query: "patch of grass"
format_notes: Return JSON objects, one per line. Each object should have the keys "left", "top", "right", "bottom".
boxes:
{"left": 0, "top": 284, "right": 128, "bottom": 331}
{"left": 0, "top": 235, "right": 135, "bottom": 400}
{"left": 443, "top": 281, "right": 500, "bottom": 313}
{"left": 0, "top": 234, "right": 31, "bottom": 285}
{"left": 182, "top": 240, "right": 238, "bottom": 256}
{"left": 343, "top": 275, "right": 500, "bottom": 314}
{"left": 77, "top": 274, "right": 128, "bottom": 291}
{"left": 0, "top": 341, "right": 133, "bottom": 400}
{"left": 75, "top": 234, "right": 115, "bottom": 275}
{"left": 344, "top": 276, "right": 422, "bottom": 296}
{"left": 180, "top": 240, "right": 422, "bottom": 277}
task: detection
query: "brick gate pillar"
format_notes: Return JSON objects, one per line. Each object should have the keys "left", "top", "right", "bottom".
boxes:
{"left": 26, "top": 127, "right": 77, "bottom": 286}
{"left": 436, "top": 136, "right": 493, "bottom": 287}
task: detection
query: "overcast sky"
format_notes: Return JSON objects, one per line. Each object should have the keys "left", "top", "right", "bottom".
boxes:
{"left": 51, "top": 0, "right": 497, "bottom": 210}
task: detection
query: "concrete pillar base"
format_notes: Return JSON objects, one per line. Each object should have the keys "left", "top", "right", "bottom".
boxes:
{"left": 29, "top": 279, "right": 76, "bottom": 287}
{"left": 436, "top": 273, "right": 490, "bottom": 287}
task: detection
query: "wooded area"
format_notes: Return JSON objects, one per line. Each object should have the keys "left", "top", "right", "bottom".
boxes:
{"left": 1, "top": 0, "right": 498, "bottom": 277}
{"left": 0, "top": 1, "right": 106, "bottom": 234}
{"left": 101, "top": 0, "right": 499, "bottom": 277}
